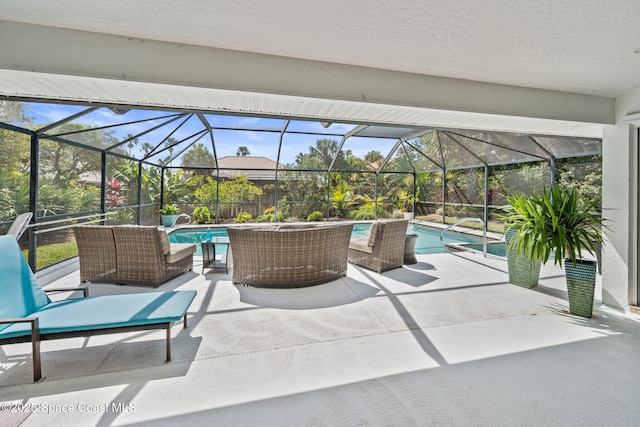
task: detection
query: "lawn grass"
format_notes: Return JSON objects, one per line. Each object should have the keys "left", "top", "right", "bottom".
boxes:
{"left": 23, "top": 241, "right": 79, "bottom": 270}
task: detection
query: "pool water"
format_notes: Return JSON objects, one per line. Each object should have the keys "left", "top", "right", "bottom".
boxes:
{"left": 169, "top": 228, "right": 229, "bottom": 257}
{"left": 353, "top": 223, "right": 506, "bottom": 256}
{"left": 168, "top": 223, "right": 506, "bottom": 257}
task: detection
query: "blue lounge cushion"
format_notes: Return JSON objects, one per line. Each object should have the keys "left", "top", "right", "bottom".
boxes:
{"left": 0, "top": 236, "right": 50, "bottom": 328}
{"left": 0, "top": 290, "right": 197, "bottom": 339}
{"left": 0, "top": 234, "right": 197, "bottom": 339}
{"left": 0, "top": 234, "right": 197, "bottom": 382}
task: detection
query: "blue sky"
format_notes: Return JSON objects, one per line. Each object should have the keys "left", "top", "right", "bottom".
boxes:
{"left": 24, "top": 102, "right": 394, "bottom": 166}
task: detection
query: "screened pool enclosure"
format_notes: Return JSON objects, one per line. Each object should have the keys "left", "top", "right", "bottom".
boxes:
{"left": 0, "top": 100, "right": 602, "bottom": 271}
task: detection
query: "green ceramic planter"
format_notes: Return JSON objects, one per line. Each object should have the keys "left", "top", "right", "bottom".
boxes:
{"left": 505, "top": 228, "right": 541, "bottom": 289}
{"left": 565, "top": 259, "right": 597, "bottom": 318}
{"left": 161, "top": 214, "right": 178, "bottom": 227}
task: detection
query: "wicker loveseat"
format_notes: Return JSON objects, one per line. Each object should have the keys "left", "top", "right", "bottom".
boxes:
{"left": 74, "top": 225, "right": 196, "bottom": 287}
{"left": 348, "top": 220, "right": 408, "bottom": 273}
{"left": 227, "top": 223, "right": 354, "bottom": 288}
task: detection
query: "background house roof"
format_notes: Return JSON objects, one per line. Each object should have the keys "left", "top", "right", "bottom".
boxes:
{"left": 216, "top": 156, "right": 280, "bottom": 181}
{"left": 217, "top": 156, "right": 279, "bottom": 170}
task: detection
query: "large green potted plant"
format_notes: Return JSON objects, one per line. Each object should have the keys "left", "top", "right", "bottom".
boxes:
{"left": 158, "top": 204, "right": 180, "bottom": 227}
{"left": 502, "top": 186, "right": 605, "bottom": 317}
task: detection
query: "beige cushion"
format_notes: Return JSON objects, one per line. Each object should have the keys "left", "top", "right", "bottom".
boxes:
{"left": 277, "top": 223, "right": 318, "bottom": 230}
{"left": 349, "top": 237, "right": 373, "bottom": 254}
{"left": 230, "top": 226, "right": 278, "bottom": 232}
{"left": 158, "top": 229, "right": 171, "bottom": 255}
{"left": 165, "top": 243, "right": 196, "bottom": 264}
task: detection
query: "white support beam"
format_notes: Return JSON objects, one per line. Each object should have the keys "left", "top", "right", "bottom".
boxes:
{"left": 0, "top": 20, "right": 614, "bottom": 131}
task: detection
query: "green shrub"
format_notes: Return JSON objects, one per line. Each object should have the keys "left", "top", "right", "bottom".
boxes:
{"left": 351, "top": 205, "right": 391, "bottom": 220}
{"left": 377, "top": 208, "right": 391, "bottom": 218}
{"left": 193, "top": 206, "right": 212, "bottom": 224}
{"left": 255, "top": 212, "right": 287, "bottom": 222}
{"left": 307, "top": 211, "right": 324, "bottom": 221}
{"left": 351, "top": 209, "right": 376, "bottom": 220}
{"left": 235, "top": 212, "right": 253, "bottom": 223}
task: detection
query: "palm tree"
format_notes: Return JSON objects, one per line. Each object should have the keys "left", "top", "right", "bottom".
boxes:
{"left": 141, "top": 142, "right": 155, "bottom": 156}
{"left": 236, "top": 146, "right": 250, "bottom": 156}
{"left": 365, "top": 150, "right": 383, "bottom": 164}
{"left": 309, "top": 138, "right": 346, "bottom": 169}
{"left": 163, "top": 137, "right": 178, "bottom": 165}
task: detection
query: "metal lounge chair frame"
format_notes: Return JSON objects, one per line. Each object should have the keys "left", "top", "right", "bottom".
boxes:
{"left": 0, "top": 235, "right": 196, "bottom": 382}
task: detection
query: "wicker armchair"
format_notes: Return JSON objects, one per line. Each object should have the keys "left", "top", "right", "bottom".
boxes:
{"left": 74, "top": 225, "right": 118, "bottom": 283}
{"left": 227, "top": 223, "right": 353, "bottom": 288}
{"left": 73, "top": 225, "right": 195, "bottom": 287}
{"left": 348, "top": 220, "right": 408, "bottom": 273}
{"left": 111, "top": 226, "right": 195, "bottom": 287}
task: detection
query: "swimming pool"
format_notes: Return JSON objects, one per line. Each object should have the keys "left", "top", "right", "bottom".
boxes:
{"left": 168, "top": 223, "right": 506, "bottom": 257}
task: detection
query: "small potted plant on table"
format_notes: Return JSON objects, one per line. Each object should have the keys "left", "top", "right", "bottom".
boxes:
{"left": 501, "top": 186, "right": 605, "bottom": 318}
{"left": 159, "top": 204, "right": 180, "bottom": 227}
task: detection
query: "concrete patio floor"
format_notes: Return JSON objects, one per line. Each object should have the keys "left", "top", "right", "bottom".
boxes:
{"left": 1, "top": 251, "right": 639, "bottom": 426}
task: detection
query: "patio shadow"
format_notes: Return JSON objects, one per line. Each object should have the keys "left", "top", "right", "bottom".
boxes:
{"left": 0, "top": 334, "right": 202, "bottom": 388}
{"left": 373, "top": 266, "right": 438, "bottom": 288}
{"left": 403, "top": 261, "right": 436, "bottom": 271}
{"left": 235, "top": 279, "right": 379, "bottom": 310}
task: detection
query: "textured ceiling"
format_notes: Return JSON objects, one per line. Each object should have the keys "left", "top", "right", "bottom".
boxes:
{"left": 1, "top": 0, "right": 639, "bottom": 98}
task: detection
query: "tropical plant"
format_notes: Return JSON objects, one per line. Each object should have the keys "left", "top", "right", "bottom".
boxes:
{"left": 106, "top": 178, "right": 127, "bottom": 208}
{"left": 307, "top": 211, "right": 324, "bottom": 221}
{"left": 330, "top": 180, "right": 356, "bottom": 218}
{"left": 353, "top": 194, "right": 390, "bottom": 219}
{"left": 397, "top": 189, "right": 418, "bottom": 212}
{"left": 37, "top": 181, "right": 82, "bottom": 217}
{"left": 352, "top": 207, "right": 377, "bottom": 220}
{"left": 193, "top": 206, "right": 212, "bottom": 224}
{"left": 163, "top": 169, "right": 198, "bottom": 203}
{"left": 235, "top": 212, "right": 253, "bottom": 223}
{"left": 158, "top": 204, "right": 180, "bottom": 215}
{"left": 501, "top": 186, "right": 605, "bottom": 266}
{"left": 0, "top": 173, "right": 29, "bottom": 221}
{"left": 74, "top": 184, "right": 100, "bottom": 212}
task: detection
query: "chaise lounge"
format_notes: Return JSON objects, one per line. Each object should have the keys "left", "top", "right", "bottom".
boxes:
{"left": 348, "top": 220, "right": 409, "bottom": 273}
{"left": 0, "top": 235, "right": 197, "bottom": 382}
{"left": 6, "top": 212, "right": 32, "bottom": 240}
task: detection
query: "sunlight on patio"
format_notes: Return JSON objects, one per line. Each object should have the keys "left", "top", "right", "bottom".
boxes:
{"left": 3, "top": 247, "right": 639, "bottom": 426}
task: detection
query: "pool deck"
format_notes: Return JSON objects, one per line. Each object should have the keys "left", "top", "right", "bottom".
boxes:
{"left": 2, "top": 250, "right": 640, "bottom": 426}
